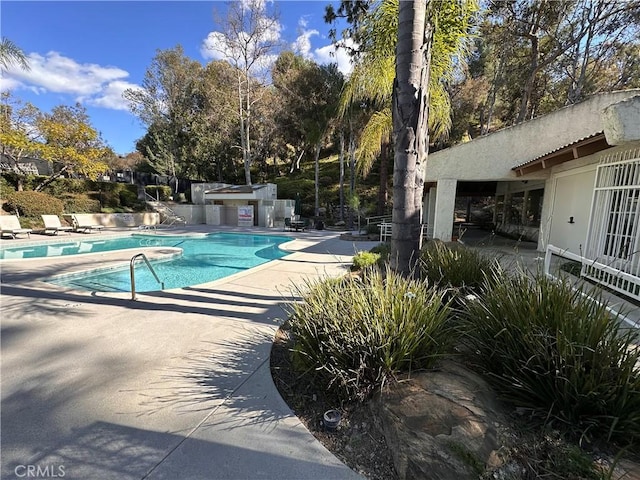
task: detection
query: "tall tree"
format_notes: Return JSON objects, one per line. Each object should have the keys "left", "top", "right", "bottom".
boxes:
{"left": 272, "top": 52, "right": 343, "bottom": 215}
{"left": 0, "top": 93, "right": 43, "bottom": 191}
{"left": 391, "top": 0, "right": 431, "bottom": 276}
{"left": 35, "top": 103, "right": 111, "bottom": 190}
{"left": 1, "top": 95, "right": 110, "bottom": 191}
{"left": 485, "top": 0, "right": 640, "bottom": 124}
{"left": 124, "top": 46, "right": 204, "bottom": 178}
{"left": 306, "top": 63, "right": 343, "bottom": 217}
{"left": 206, "top": 0, "right": 282, "bottom": 185}
{"left": 336, "top": 0, "right": 477, "bottom": 216}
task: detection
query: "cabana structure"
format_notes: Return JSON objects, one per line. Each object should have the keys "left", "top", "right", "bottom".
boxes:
{"left": 190, "top": 183, "right": 294, "bottom": 228}
{"left": 424, "top": 89, "right": 640, "bottom": 302}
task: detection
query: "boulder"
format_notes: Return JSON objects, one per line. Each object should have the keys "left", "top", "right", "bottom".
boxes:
{"left": 372, "top": 360, "right": 506, "bottom": 480}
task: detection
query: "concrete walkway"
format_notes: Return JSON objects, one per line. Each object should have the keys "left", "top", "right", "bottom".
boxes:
{"left": 1, "top": 226, "right": 378, "bottom": 480}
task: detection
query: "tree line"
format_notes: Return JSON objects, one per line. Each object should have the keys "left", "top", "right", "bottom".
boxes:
{"left": 2, "top": 0, "right": 639, "bottom": 274}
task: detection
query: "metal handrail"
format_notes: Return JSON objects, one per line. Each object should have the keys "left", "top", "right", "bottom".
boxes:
{"left": 130, "top": 253, "right": 164, "bottom": 300}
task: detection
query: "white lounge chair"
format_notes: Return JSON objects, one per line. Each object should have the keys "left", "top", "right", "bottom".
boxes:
{"left": 42, "top": 215, "right": 73, "bottom": 235}
{"left": 71, "top": 214, "right": 104, "bottom": 234}
{"left": 0, "top": 215, "right": 32, "bottom": 239}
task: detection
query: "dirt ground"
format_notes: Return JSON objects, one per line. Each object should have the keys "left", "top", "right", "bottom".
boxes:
{"left": 269, "top": 325, "right": 398, "bottom": 480}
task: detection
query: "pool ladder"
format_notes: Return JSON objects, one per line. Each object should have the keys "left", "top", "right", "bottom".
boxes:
{"left": 130, "top": 253, "right": 164, "bottom": 300}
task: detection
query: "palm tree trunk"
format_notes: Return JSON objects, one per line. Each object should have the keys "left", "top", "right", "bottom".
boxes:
{"left": 391, "top": 0, "right": 431, "bottom": 277}
{"left": 339, "top": 132, "right": 345, "bottom": 221}
{"left": 314, "top": 143, "right": 321, "bottom": 217}
{"left": 378, "top": 139, "right": 390, "bottom": 215}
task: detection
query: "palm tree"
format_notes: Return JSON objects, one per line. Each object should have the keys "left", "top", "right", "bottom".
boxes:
{"left": 391, "top": 0, "right": 431, "bottom": 276}
{"left": 0, "top": 37, "right": 30, "bottom": 71}
{"left": 338, "top": 0, "right": 477, "bottom": 274}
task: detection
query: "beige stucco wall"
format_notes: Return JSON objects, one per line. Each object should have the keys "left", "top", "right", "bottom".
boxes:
{"left": 171, "top": 204, "right": 205, "bottom": 224}
{"left": 603, "top": 95, "right": 640, "bottom": 145}
{"left": 425, "top": 90, "right": 640, "bottom": 183}
{"left": 541, "top": 142, "right": 640, "bottom": 253}
{"left": 62, "top": 212, "right": 160, "bottom": 228}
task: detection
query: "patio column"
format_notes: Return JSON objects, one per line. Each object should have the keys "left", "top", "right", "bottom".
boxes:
{"left": 433, "top": 178, "right": 457, "bottom": 241}
{"left": 423, "top": 186, "right": 437, "bottom": 239}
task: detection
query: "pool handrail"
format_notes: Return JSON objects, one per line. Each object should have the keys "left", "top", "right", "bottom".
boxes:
{"left": 130, "top": 253, "right": 165, "bottom": 300}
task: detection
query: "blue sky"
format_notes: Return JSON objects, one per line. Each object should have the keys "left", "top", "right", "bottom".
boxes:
{"left": 1, "top": 1, "right": 352, "bottom": 155}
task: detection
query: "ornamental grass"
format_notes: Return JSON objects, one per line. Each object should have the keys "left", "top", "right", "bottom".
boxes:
{"left": 419, "top": 240, "right": 500, "bottom": 292}
{"left": 287, "top": 268, "right": 453, "bottom": 403}
{"left": 460, "top": 272, "right": 640, "bottom": 445}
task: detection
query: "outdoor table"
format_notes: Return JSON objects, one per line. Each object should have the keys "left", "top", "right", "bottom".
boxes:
{"left": 291, "top": 220, "right": 306, "bottom": 231}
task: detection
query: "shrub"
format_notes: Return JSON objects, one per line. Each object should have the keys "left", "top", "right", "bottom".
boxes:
{"left": 119, "top": 189, "right": 138, "bottom": 208}
{"left": 351, "top": 251, "right": 380, "bottom": 271}
{"left": 460, "top": 272, "right": 640, "bottom": 444}
{"left": 0, "top": 175, "right": 16, "bottom": 197}
{"left": 3, "top": 191, "right": 64, "bottom": 216}
{"left": 287, "top": 268, "right": 453, "bottom": 403}
{"left": 370, "top": 243, "right": 390, "bottom": 267}
{"left": 62, "top": 194, "right": 101, "bottom": 213}
{"left": 89, "top": 190, "right": 119, "bottom": 209}
{"left": 365, "top": 223, "right": 380, "bottom": 235}
{"left": 419, "top": 240, "right": 499, "bottom": 291}
{"left": 42, "top": 178, "right": 89, "bottom": 196}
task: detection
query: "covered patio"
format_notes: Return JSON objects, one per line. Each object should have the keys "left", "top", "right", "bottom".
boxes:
{"left": 424, "top": 89, "right": 640, "bottom": 308}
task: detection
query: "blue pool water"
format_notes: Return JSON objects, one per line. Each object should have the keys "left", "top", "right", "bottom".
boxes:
{"left": 1, "top": 233, "right": 292, "bottom": 293}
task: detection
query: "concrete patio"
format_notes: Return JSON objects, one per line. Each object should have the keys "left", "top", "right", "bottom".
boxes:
{"left": 1, "top": 226, "right": 378, "bottom": 480}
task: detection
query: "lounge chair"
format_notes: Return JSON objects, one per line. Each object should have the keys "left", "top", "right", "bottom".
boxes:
{"left": 284, "top": 217, "right": 292, "bottom": 231}
{"left": 42, "top": 215, "right": 73, "bottom": 235}
{"left": 0, "top": 215, "right": 32, "bottom": 239}
{"left": 71, "top": 214, "right": 104, "bottom": 234}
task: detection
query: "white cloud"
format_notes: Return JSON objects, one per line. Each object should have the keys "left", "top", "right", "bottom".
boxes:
{"left": 85, "top": 80, "right": 142, "bottom": 111}
{"left": 0, "top": 76, "right": 21, "bottom": 92}
{"left": 2, "top": 51, "right": 139, "bottom": 111}
{"left": 200, "top": 25, "right": 282, "bottom": 77}
{"left": 293, "top": 28, "right": 319, "bottom": 59}
{"left": 200, "top": 31, "right": 230, "bottom": 61}
{"left": 314, "top": 39, "right": 356, "bottom": 76}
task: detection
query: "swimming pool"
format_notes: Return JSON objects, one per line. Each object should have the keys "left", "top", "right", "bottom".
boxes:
{"left": 1, "top": 233, "right": 292, "bottom": 293}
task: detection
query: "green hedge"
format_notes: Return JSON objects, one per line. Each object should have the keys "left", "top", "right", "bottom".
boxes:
{"left": 420, "top": 240, "right": 500, "bottom": 291}
{"left": 61, "top": 194, "right": 101, "bottom": 213}
{"left": 460, "top": 273, "right": 640, "bottom": 444}
{"left": 3, "top": 191, "right": 64, "bottom": 216}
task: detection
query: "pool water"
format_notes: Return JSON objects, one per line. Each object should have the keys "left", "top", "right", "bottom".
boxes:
{"left": 20, "top": 233, "right": 292, "bottom": 293}
{"left": 1, "top": 234, "right": 203, "bottom": 260}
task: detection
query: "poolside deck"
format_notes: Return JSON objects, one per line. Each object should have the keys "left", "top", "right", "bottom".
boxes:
{"left": 1, "top": 225, "right": 377, "bottom": 480}
{"left": 2, "top": 225, "right": 636, "bottom": 479}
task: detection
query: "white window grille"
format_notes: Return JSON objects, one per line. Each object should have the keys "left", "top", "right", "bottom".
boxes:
{"left": 584, "top": 148, "right": 640, "bottom": 300}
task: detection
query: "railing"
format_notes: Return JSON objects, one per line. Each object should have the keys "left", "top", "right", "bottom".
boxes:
{"left": 366, "top": 215, "right": 392, "bottom": 226}
{"left": 380, "top": 222, "right": 392, "bottom": 242}
{"left": 544, "top": 244, "right": 639, "bottom": 327}
{"left": 144, "top": 193, "right": 186, "bottom": 226}
{"left": 378, "top": 222, "right": 431, "bottom": 243}
{"left": 130, "top": 253, "right": 164, "bottom": 300}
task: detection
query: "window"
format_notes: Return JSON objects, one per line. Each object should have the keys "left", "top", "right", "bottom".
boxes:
{"left": 586, "top": 148, "right": 640, "bottom": 276}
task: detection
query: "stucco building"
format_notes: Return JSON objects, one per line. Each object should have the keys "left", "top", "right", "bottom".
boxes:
{"left": 424, "top": 89, "right": 640, "bottom": 302}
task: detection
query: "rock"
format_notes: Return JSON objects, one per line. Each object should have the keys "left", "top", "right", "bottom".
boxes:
{"left": 372, "top": 360, "right": 506, "bottom": 480}
{"left": 611, "top": 458, "right": 640, "bottom": 480}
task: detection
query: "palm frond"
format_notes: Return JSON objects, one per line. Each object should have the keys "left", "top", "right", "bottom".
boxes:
{"left": 0, "top": 37, "right": 30, "bottom": 71}
{"left": 356, "top": 109, "right": 392, "bottom": 177}
{"left": 339, "top": 55, "right": 395, "bottom": 117}
{"left": 340, "top": 0, "right": 478, "bottom": 142}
